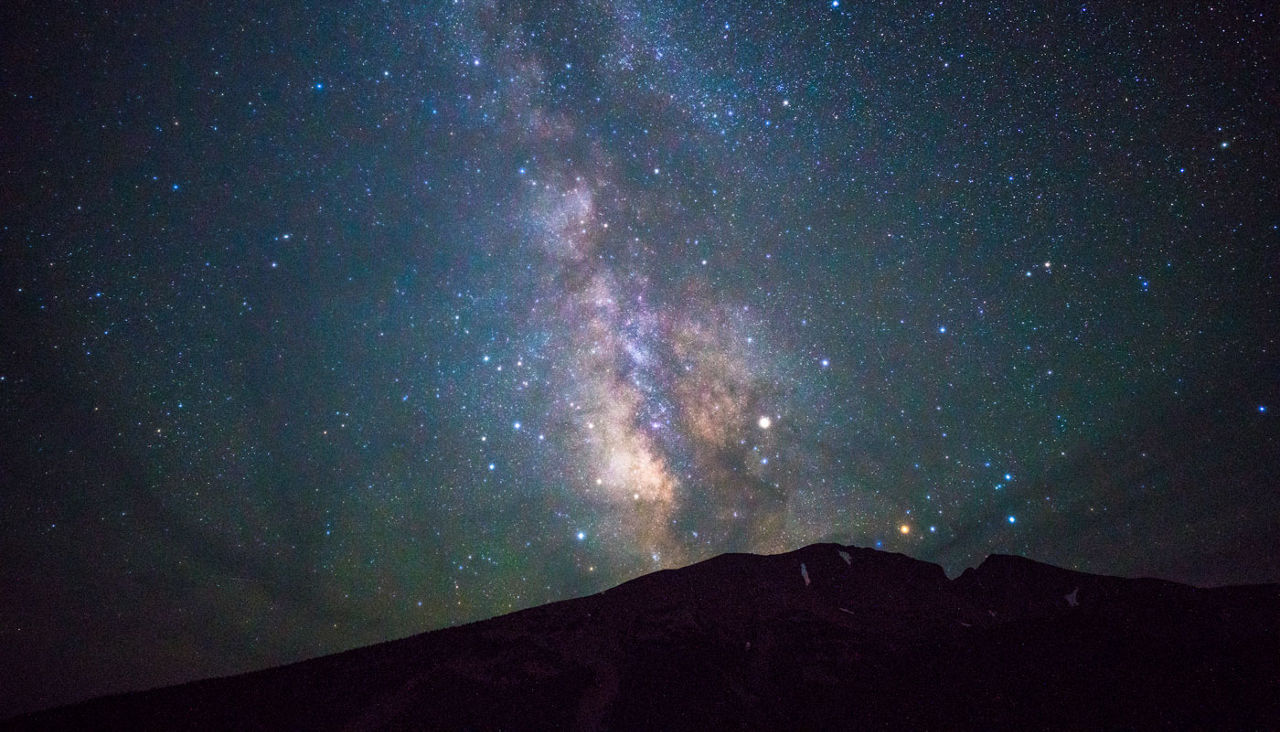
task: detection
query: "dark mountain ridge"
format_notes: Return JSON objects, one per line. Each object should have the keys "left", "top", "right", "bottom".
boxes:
{"left": 8, "top": 544, "right": 1278, "bottom": 730}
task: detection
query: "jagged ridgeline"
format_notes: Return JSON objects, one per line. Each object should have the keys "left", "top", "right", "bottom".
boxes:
{"left": 8, "top": 544, "right": 1278, "bottom": 730}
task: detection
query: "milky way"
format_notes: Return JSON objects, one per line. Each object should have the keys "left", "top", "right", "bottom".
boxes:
{"left": 3, "top": 0, "right": 1277, "bottom": 717}
{"left": 506, "top": 26, "right": 804, "bottom": 568}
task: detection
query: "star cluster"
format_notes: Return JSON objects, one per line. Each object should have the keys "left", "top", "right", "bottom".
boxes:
{"left": 2, "top": 0, "right": 1276, "bottom": 717}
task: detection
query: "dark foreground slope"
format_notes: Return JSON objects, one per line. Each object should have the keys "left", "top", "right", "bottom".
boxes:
{"left": 8, "top": 544, "right": 1279, "bottom": 730}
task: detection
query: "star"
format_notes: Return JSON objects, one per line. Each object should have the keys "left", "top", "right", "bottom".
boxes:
{"left": 4, "top": 0, "right": 1274, "bottom": 715}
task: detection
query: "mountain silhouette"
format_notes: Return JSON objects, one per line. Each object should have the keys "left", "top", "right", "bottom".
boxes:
{"left": 7, "top": 544, "right": 1278, "bottom": 730}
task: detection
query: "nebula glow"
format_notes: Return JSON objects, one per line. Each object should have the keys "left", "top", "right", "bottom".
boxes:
{"left": 2, "top": 0, "right": 1276, "bottom": 718}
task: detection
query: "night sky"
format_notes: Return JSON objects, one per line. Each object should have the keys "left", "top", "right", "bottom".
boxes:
{"left": 3, "top": 0, "right": 1278, "bottom": 717}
